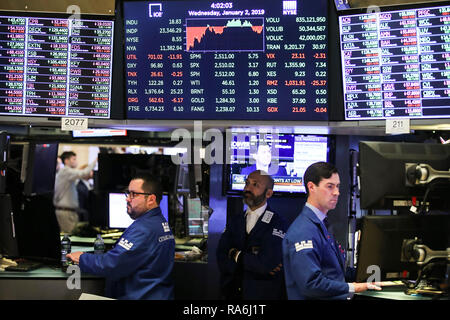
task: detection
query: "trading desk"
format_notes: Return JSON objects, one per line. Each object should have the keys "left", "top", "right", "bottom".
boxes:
{"left": 356, "top": 285, "right": 449, "bottom": 300}
{"left": 0, "top": 235, "right": 209, "bottom": 300}
{"left": 0, "top": 266, "right": 105, "bottom": 300}
{"left": 69, "top": 236, "right": 116, "bottom": 248}
{"left": 0, "top": 246, "right": 105, "bottom": 300}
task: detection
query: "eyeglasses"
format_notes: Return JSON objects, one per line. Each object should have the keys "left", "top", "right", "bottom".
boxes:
{"left": 124, "top": 190, "right": 153, "bottom": 199}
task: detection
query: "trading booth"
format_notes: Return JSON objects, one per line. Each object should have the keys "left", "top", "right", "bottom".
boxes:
{"left": 0, "top": 0, "right": 449, "bottom": 302}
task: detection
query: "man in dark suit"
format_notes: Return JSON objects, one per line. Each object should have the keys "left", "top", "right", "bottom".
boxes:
{"left": 76, "top": 163, "right": 93, "bottom": 222}
{"left": 217, "top": 170, "right": 287, "bottom": 300}
{"left": 282, "top": 162, "right": 382, "bottom": 299}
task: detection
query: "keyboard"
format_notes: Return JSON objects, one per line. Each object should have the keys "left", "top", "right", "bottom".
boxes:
{"left": 5, "top": 260, "right": 43, "bottom": 272}
{"left": 379, "top": 281, "right": 405, "bottom": 287}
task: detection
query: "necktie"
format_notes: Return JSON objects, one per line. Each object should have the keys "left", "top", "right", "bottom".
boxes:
{"left": 323, "top": 216, "right": 331, "bottom": 233}
{"left": 324, "top": 217, "right": 345, "bottom": 265}
{"left": 246, "top": 212, "right": 258, "bottom": 234}
{"left": 323, "top": 217, "right": 336, "bottom": 244}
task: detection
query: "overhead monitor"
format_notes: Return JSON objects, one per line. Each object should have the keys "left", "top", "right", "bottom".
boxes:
{"left": 123, "top": 0, "right": 329, "bottom": 120}
{"left": 225, "top": 132, "right": 330, "bottom": 195}
{"left": 108, "top": 193, "right": 169, "bottom": 229}
{"left": 333, "top": 0, "right": 435, "bottom": 12}
{"left": 72, "top": 129, "right": 127, "bottom": 138}
{"left": 339, "top": 3, "right": 450, "bottom": 120}
{"left": 0, "top": 13, "right": 114, "bottom": 118}
{"left": 358, "top": 141, "right": 450, "bottom": 210}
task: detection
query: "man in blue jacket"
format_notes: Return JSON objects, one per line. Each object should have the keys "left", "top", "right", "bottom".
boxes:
{"left": 67, "top": 173, "right": 175, "bottom": 300}
{"left": 282, "top": 162, "right": 381, "bottom": 299}
{"left": 217, "top": 170, "right": 287, "bottom": 300}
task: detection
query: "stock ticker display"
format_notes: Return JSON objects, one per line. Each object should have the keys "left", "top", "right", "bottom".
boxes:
{"left": 340, "top": 5, "right": 450, "bottom": 120}
{"left": 124, "top": 0, "right": 329, "bottom": 120}
{"left": 0, "top": 15, "right": 114, "bottom": 118}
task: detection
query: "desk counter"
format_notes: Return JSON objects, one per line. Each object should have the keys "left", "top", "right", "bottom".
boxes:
{"left": 0, "top": 266, "right": 105, "bottom": 299}
{"left": 356, "top": 286, "right": 448, "bottom": 300}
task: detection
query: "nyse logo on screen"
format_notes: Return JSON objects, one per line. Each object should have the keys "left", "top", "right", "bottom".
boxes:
{"left": 282, "top": 1, "right": 297, "bottom": 15}
{"left": 149, "top": 3, "right": 163, "bottom": 18}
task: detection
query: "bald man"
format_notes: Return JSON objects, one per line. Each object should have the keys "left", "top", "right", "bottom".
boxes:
{"left": 216, "top": 170, "right": 287, "bottom": 300}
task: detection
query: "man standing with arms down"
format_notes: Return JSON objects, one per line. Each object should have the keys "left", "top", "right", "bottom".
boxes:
{"left": 282, "top": 162, "right": 382, "bottom": 299}
{"left": 217, "top": 170, "right": 287, "bottom": 300}
{"left": 67, "top": 173, "right": 175, "bottom": 300}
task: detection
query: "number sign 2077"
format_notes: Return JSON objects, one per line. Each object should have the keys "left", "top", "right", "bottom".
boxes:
{"left": 61, "top": 117, "right": 88, "bottom": 131}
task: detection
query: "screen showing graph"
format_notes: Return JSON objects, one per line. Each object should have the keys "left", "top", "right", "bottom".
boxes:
{"left": 339, "top": 4, "right": 450, "bottom": 120}
{"left": 0, "top": 13, "right": 114, "bottom": 118}
{"left": 186, "top": 18, "right": 264, "bottom": 52}
{"left": 124, "top": 0, "right": 328, "bottom": 120}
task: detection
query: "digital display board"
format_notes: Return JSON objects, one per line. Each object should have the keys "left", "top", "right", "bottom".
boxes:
{"left": 124, "top": 0, "right": 328, "bottom": 120}
{"left": 225, "top": 132, "right": 329, "bottom": 194}
{"left": 0, "top": 14, "right": 114, "bottom": 118}
{"left": 340, "top": 4, "right": 450, "bottom": 120}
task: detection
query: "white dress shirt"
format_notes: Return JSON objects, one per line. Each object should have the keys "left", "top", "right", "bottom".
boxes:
{"left": 53, "top": 161, "right": 96, "bottom": 209}
{"left": 245, "top": 202, "right": 267, "bottom": 234}
{"left": 53, "top": 161, "right": 96, "bottom": 233}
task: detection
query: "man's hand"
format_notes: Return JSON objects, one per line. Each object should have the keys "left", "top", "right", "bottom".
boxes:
{"left": 353, "top": 282, "right": 383, "bottom": 293}
{"left": 228, "top": 248, "right": 240, "bottom": 262}
{"left": 66, "top": 251, "right": 84, "bottom": 264}
{"left": 269, "top": 263, "right": 282, "bottom": 276}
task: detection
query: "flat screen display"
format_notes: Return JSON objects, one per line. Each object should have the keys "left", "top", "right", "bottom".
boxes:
{"left": 225, "top": 132, "right": 329, "bottom": 194}
{"left": 72, "top": 129, "right": 127, "bottom": 137}
{"left": 339, "top": 4, "right": 450, "bottom": 120}
{"left": 0, "top": 13, "right": 114, "bottom": 118}
{"left": 124, "top": 0, "right": 328, "bottom": 120}
{"left": 108, "top": 193, "right": 169, "bottom": 229}
{"left": 186, "top": 197, "right": 205, "bottom": 237}
{"left": 28, "top": 143, "right": 58, "bottom": 195}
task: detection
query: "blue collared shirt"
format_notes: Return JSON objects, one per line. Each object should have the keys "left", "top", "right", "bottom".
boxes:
{"left": 305, "top": 202, "right": 326, "bottom": 223}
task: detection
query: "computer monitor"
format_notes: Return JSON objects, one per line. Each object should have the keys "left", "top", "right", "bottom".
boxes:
{"left": 225, "top": 132, "right": 331, "bottom": 195}
{"left": 174, "top": 164, "right": 199, "bottom": 198}
{"left": 15, "top": 193, "right": 61, "bottom": 261}
{"left": 97, "top": 153, "right": 177, "bottom": 193}
{"left": 358, "top": 141, "right": 450, "bottom": 210}
{"left": 355, "top": 215, "right": 450, "bottom": 282}
{"left": 108, "top": 193, "right": 169, "bottom": 229}
{"left": 185, "top": 197, "right": 207, "bottom": 237}
{"left": 338, "top": 2, "right": 450, "bottom": 120}
{"left": 23, "top": 143, "right": 59, "bottom": 195}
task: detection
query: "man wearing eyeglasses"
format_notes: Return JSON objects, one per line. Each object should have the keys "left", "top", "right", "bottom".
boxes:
{"left": 67, "top": 173, "right": 175, "bottom": 300}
